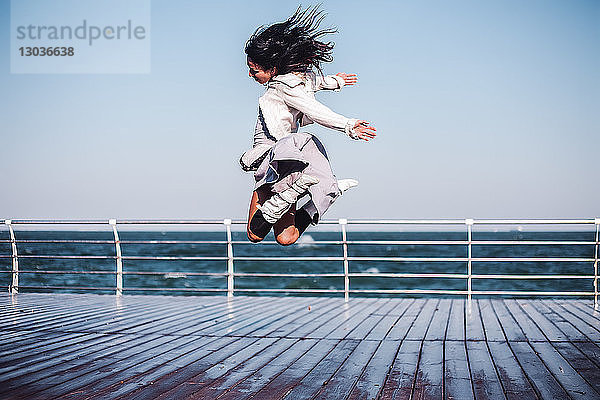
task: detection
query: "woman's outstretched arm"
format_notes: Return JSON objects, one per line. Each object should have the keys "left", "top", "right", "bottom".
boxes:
{"left": 276, "top": 83, "right": 376, "bottom": 141}
{"left": 335, "top": 73, "right": 358, "bottom": 86}
{"left": 314, "top": 72, "right": 358, "bottom": 91}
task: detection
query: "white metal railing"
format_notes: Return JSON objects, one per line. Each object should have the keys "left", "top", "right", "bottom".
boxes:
{"left": 1, "top": 218, "right": 599, "bottom": 309}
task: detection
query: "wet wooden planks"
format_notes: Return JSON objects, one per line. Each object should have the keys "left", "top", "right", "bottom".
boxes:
{"left": 1, "top": 294, "right": 600, "bottom": 399}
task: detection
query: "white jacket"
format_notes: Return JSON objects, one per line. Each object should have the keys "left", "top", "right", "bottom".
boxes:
{"left": 240, "top": 71, "right": 359, "bottom": 171}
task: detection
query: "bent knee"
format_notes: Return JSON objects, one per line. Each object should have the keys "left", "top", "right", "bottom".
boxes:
{"left": 276, "top": 230, "right": 299, "bottom": 246}
{"left": 247, "top": 230, "right": 264, "bottom": 243}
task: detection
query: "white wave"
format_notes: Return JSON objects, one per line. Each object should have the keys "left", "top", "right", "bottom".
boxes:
{"left": 297, "top": 234, "right": 317, "bottom": 248}
{"left": 364, "top": 267, "right": 380, "bottom": 274}
{"left": 163, "top": 272, "right": 187, "bottom": 279}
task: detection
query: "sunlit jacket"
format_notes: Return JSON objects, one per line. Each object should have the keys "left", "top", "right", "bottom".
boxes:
{"left": 240, "top": 71, "right": 358, "bottom": 172}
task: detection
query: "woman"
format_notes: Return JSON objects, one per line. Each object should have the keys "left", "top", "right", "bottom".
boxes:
{"left": 240, "top": 6, "right": 377, "bottom": 245}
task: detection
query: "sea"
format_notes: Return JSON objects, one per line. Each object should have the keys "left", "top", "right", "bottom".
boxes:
{"left": 1, "top": 230, "right": 597, "bottom": 297}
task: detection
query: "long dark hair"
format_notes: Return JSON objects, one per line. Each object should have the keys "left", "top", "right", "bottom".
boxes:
{"left": 245, "top": 6, "right": 337, "bottom": 76}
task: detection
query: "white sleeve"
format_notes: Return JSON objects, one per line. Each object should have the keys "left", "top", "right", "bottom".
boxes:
{"left": 239, "top": 108, "right": 275, "bottom": 172}
{"left": 277, "top": 84, "right": 358, "bottom": 139}
{"left": 253, "top": 108, "right": 273, "bottom": 147}
{"left": 315, "top": 74, "right": 345, "bottom": 92}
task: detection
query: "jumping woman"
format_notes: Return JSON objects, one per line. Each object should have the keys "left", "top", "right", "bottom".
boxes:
{"left": 240, "top": 6, "right": 377, "bottom": 246}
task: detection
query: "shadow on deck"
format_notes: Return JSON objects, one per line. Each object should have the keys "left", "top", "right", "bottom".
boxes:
{"left": 1, "top": 293, "right": 600, "bottom": 399}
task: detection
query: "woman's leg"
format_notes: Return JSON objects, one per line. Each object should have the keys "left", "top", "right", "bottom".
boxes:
{"left": 295, "top": 206, "right": 314, "bottom": 235}
{"left": 273, "top": 205, "right": 314, "bottom": 246}
{"left": 248, "top": 191, "right": 302, "bottom": 245}
{"left": 247, "top": 188, "right": 312, "bottom": 244}
{"left": 273, "top": 205, "right": 298, "bottom": 246}
{"left": 247, "top": 187, "right": 272, "bottom": 242}
{"left": 248, "top": 173, "right": 320, "bottom": 243}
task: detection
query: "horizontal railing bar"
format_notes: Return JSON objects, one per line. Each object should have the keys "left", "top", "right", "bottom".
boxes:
{"left": 345, "top": 240, "right": 597, "bottom": 245}
{"left": 4, "top": 220, "right": 230, "bottom": 225}
{"left": 121, "top": 256, "right": 228, "bottom": 261}
{"left": 15, "top": 285, "right": 116, "bottom": 290}
{"left": 231, "top": 240, "right": 343, "bottom": 245}
{"left": 235, "top": 288, "right": 344, "bottom": 293}
{"left": 337, "top": 220, "right": 470, "bottom": 225}
{"left": 3, "top": 271, "right": 594, "bottom": 280}
{"left": 343, "top": 219, "right": 596, "bottom": 225}
{"left": 7, "top": 255, "right": 229, "bottom": 260}
{"left": 471, "top": 274, "right": 595, "bottom": 279}
{"left": 0, "top": 239, "right": 228, "bottom": 245}
{"left": 470, "top": 257, "right": 594, "bottom": 262}
{"left": 246, "top": 240, "right": 597, "bottom": 246}
{"left": 230, "top": 240, "right": 599, "bottom": 246}
{"left": 116, "top": 220, "right": 233, "bottom": 225}
{"left": 14, "top": 255, "right": 116, "bottom": 259}
{"left": 234, "top": 257, "right": 595, "bottom": 262}
{"left": 123, "top": 287, "right": 226, "bottom": 292}
{"left": 4, "top": 220, "right": 113, "bottom": 225}
{"left": 3, "top": 255, "right": 595, "bottom": 262}
{"left": 235, "top": 273, "right": 345, "bottom": 277}
{"left": 234, "top": 257, "right": 345, "bottom": 261}
{"left": 348, "top": 289, "right": 594, "bottom": 295}
{"left": 0, "top": 219, "right": 242, "bottom": 225}
{"left": 471, "top": 241, "right": 597, "bottom": 245}
{"left": 15, "top": 286, "right": 228, "bottom": 292}
{"left": 233, "top": 257, "right": 595, "bottom": 262}
{"left": 472, "top": 219, "right": 596, "bottom": 225}
{"left": 349, "top": 273, "right": 467, "bottom": 278}
{"left": 349, "top": 289, "right": 470, "bottom": 294}
{"left": 469, "top": 291, "right": 595, "bottom": 295}
{"left": 121, "top": 241, "right": 227, "bottom": 245}
{"left": 348, "top": 273, "right": 595, "bottom": 279}
{"left": 346, "top": 257, "right": 595, "bottom": 262}
{"left": 10, "top": 285, "right": 596, "bottom": 296}
{"left": 124, "top": 271, "right": 227, "bottom": 276}
{"left": 1, "top": 239, "right": 596, "bottom": 246}
{"left": 5, "top": 270, "right": 227, "bottom": 277}
{"left": 2, "top": 271, "right": 593, "bottom": 280}
{"left": 0, "top": 240, "right": 116, "bottom": 244}
{"left": 13, "top": 270, "right": 115, "bottom": 274}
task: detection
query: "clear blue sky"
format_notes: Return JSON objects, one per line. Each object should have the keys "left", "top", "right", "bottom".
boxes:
{"left": 1, "top": 0, "right": 598, "bottom": 220}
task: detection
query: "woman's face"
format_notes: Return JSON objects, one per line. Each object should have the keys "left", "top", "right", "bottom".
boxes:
{"left": 247, "top": 58, "right": 275, "bottom": 84}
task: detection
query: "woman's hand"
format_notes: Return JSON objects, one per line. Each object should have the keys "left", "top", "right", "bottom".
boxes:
{"left": 336, "top": 73, "right": 358, "bottom": 86}
{"left": 353, "top": 120, "right": 377, "bottom": 141}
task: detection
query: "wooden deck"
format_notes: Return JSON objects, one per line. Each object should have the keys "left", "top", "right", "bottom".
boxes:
{"left": 1, "top": 294, "right": 600, "bottom": 400}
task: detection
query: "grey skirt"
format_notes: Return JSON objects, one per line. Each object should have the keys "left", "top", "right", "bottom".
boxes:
{"left": 254, "top": 132, "right": 340, "bottom": 224}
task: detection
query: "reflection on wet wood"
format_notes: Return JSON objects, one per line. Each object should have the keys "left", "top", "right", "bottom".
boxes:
{"left": 1, "top": 294, "right": 599, "bottom": 399}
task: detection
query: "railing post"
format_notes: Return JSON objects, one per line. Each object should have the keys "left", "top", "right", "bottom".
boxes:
{"left": 224, "top": 219, "right": 234, "bottom": 298}
{"left": 5, "top": 220, "right": 18, "bottom": 294}
{"left": 466, "top": 218, "right": 474, "bottom": 303}
{"left": 339, "top": 218, "right": 349, "bottom": 302}
{"left": 110, "top": 219, "right": 123, "bottom": 296}
{"left": 594, "top": 218, "right": 599, "bottom": 310}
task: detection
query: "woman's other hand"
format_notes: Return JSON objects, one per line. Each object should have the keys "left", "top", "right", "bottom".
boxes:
{"left": 336, "top": 73, "right": 358, "bottom": 86}
{"left": 353, "top": 120, "right": 377, "bottom": 141}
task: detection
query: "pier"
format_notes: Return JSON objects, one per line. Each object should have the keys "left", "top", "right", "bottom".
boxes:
{"left": 1, "top": 293, "right": 600, "bottom": 399}
{"left": 2, "top": 218, "right": 599, "bottom": 398}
